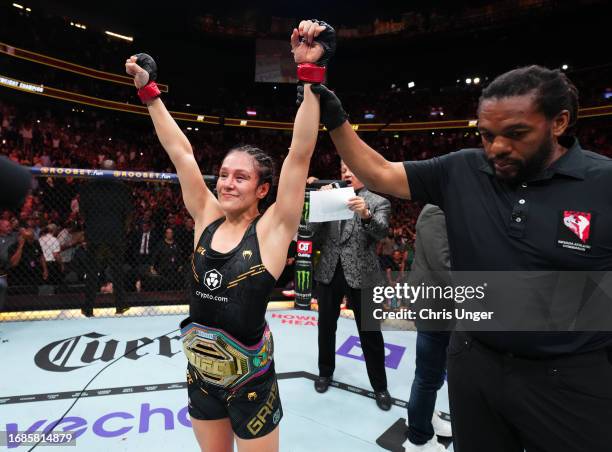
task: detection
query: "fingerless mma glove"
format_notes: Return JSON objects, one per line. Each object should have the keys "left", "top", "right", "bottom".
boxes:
{"left": 135, "top": 53, "right": 161, "bottom": 104}
{"left": 297, "top": 20, "right": 336, "bottom": 84}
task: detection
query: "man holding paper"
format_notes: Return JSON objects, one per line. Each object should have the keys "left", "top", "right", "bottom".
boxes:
{"left": 307, "top": 161, "right": 392, "bottom": 411}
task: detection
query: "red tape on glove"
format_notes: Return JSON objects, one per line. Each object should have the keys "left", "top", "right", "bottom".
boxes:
{"left": 137, "top": 81, "right": 161, "bottom": 104}
{"left": 297, "top": 63, "right": 326, "bottom": 83}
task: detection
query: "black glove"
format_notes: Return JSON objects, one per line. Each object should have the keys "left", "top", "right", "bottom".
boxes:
{"left": 309, "top": 19, "right": 336, "bottom": 67}
{"left": 135, "top": 53, "right": 158, "bottom": 82}
{"left": 297, "top": 84, "right": 347, "bottom": 131}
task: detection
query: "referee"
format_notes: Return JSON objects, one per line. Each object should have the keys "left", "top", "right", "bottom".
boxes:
{"left": 298, "top": 61, "right": 612, "bottom": 451}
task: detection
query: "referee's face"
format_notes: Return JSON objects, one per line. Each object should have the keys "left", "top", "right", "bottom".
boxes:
{"left": 478, "top": 94, "right": 565, "bottom": 183}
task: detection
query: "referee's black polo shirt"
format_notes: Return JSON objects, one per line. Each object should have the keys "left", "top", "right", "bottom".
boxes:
{"left": 404, "top": 138, "right": 612, "bottom": 356}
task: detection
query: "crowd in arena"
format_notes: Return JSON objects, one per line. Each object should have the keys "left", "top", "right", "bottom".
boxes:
{"left": 1, "top": 91, "right": 611, "bottom": 301}
{"left": 2, "top": 1, "right": 611, "bottom": 124}
{"left": 1, "top": 1, "right": 611, "bottom": 305}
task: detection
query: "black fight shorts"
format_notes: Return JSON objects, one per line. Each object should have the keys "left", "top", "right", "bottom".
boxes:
{"left": 186, "top": 363, "right": 283, "bottom": 439}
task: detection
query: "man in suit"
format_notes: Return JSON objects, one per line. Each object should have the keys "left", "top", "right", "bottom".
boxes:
{"left": 308, "top": 161, "right": 392, "bottom": 410}
{"left": 404, "top": 204, "right": 452, "bottom": 452}
{"left": 80, "top": 160, "right": 131, "bottom": 316}
{"left": 127, "top": 219, "right": 156, "bottom": 291}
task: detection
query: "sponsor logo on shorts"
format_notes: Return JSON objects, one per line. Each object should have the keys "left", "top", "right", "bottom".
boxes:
{"left": 246, "top": 381, "right": 279, "bottom": 436}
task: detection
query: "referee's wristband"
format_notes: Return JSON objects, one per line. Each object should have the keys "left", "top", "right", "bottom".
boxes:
{"left": 137, "top": 81, "right": 161, "bottom": 104}
{"left": 297, "top": 63, "right": 326, "bottom": 83}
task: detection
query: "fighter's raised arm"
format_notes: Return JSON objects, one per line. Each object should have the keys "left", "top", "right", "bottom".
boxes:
{"left": 125, "top": 54, "right": 222, "bottom": 234}
{"left": 293, "top": 21, "right": 411, "bottom": 199}
{"left": 257, "top": 20, "right": 330, "bottom": 277}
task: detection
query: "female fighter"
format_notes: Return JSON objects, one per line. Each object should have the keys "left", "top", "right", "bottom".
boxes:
{"left": 124, "top": 20, "right": 332, "bottom": 452}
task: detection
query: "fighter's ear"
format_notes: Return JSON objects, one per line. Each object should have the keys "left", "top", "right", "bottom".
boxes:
{"left": 256, "top": 182, "right": 270, "bottom": 199}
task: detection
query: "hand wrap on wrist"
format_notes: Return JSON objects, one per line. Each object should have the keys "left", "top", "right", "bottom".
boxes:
{"left": 297, "top": 63, "right": 326, "bottom": 83}
{"left": 137, "top": 81, "right": 161, "bottom": 104}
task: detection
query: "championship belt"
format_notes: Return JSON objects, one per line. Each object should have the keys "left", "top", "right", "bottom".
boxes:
{"left": 181, "top": 321, "right": 273, "bottom": 389}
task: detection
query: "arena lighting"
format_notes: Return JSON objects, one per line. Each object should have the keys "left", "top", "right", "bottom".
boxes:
{"left": 195, "top": 128, "right": 199, "bottom": 131}
{"left": 26, "top": 7, "right": 31, "bottom": 12}
{"left": 246, "top": 109, "right": 257, "bottom": 116}
{"left": 187, "top": 127, "right": 192, "bottom": 130}
{"left": 473, "top": 77, "right": 481, "bottom": 84}
{"left": 466, "top": 78, "right": 472, "bottom": 84}
{"left": 105, "top": 30, "right": 134, "bottom": 42}
{"left": 12, "top": 3, "right": 23, "bottom": 9}
{"left": 562, "top": 64, "right": 569, "bottom": 70}
{"left": 408, "top": 81, "right": 415, "bottom": 88}
{"left": 185, "top": 103, "right": 190, "bottom": 107}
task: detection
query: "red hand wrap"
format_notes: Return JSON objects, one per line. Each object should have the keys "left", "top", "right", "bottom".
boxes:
{"left": 297, "top": 63, "right": 326, "bottom": 83}
{"left": 137, "top": 81, "right": 161, "bottom": 104}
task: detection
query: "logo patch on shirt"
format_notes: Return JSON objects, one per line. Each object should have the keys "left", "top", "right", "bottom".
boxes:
{"left": 203, "top": 269, "right": 223, "bottom": 290}
{"left": 557, "top": 210, "right": 594, "bottom": 252}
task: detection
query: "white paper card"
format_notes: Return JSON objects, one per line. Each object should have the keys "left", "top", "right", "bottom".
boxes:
{"left": 308, "top": 187, "right": 356, "bottom": 222}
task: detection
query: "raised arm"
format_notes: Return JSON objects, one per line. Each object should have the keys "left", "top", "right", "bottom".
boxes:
{"left": 259, "top": 83, "right": 320, "bottom": 247}
{"left": 330, "top": 122, "right": 410, "bottom": 199}
{"left": 125, "top": 55, "right": 222, "bottom": 228}
{"left": 309, "top": 85, "right": 411, "bottom": 199}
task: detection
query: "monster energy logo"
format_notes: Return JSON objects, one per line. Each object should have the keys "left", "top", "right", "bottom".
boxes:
{"left": 296, "top": 270, "right": 311, "bottom": 292}
{"left": 301, "top": 201, "right": 310, "bottom": 223}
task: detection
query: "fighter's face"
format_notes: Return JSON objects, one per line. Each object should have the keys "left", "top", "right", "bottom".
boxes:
{"left": 478, "top": 94, "right": 565, "bottom": 184}
{"left": 340, "top": 161, "right": 364, "bottom": 190}
{"left": 217, "top": 152, "right": 269, "bottom": 214}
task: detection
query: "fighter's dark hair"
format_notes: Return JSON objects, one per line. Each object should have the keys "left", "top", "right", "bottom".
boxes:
{"left": 224, "top": 144, "right": 275, "bottom": 209}
{"left": 479, "top": 65, "right": 579, "bottom": 140}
